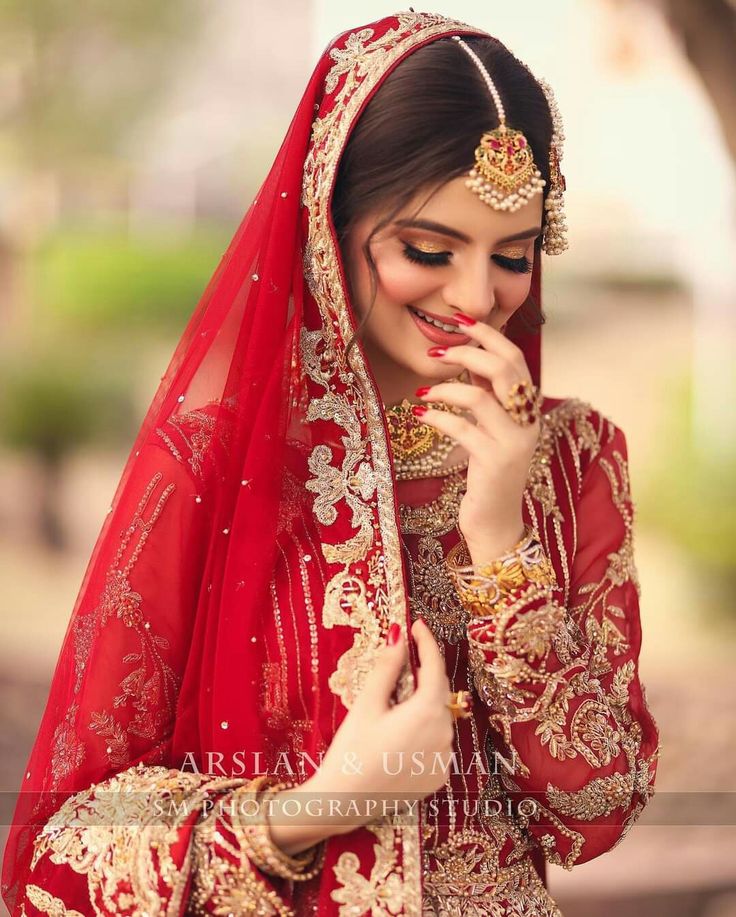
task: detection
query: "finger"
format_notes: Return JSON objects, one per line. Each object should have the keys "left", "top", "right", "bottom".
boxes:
{"left": 428, "top": 346, "right": 531, "bottom": 409}
{"left": 413, "top": 407, "right": 498, "bottom": 455}
{"left": 418, "top": 380, "right": 517, "bottom": 433}
{"left": 352, "top": 624, "right": 409, "bottom": 716}
{"left": 451, "top": 316, "right": 527, "bottom": 364}
{"left": 411, "top": 618, "right": 450, "bottom": 701}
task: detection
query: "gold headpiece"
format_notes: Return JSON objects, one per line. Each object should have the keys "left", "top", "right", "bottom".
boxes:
{"left": 451, "top": 37, "right": 568, "bottom": 255}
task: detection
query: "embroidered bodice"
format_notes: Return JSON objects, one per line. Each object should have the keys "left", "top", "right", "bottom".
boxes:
{"left": 393, "top": 396, "right": 660, "bottom": 916}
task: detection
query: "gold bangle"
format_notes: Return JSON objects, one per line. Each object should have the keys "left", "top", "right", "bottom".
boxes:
{"left": 446, "top": 526, "right": 556, "bottom": 612}
{"left": 231, "top": 776, "right": 326, "bottom": 882}
{"left": 260, "top": 781, "right": 326, "bottom": 880}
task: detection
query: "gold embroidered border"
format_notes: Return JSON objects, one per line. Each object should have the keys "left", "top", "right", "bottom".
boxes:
{"left": 300, "top": 13, "right": 494, "bottom": 917}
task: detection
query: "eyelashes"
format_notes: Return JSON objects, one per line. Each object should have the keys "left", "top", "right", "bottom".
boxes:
{"left": 495, "top": 255, "right": 534, "bottom": 274}
{"left": 400, "top": 244, "right": 449, "bottom": 267}
{"left": 401, "top": 242, "right": 533, "bottom": 275}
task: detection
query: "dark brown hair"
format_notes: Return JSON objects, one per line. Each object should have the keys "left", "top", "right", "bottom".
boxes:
{"left": 331, "top": 35, "right": 553, "bottom": 361}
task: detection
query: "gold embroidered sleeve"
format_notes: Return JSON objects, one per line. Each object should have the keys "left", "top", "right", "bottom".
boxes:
{"left": 19, "top": 764, "right": 300, "bottom": 916}
{"left": 458, "top": 419, "right": 661, "bottom": 869}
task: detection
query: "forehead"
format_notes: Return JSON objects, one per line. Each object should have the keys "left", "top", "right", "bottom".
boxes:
{"left": 396, "top": 175, "right": 544, "bottom": 243}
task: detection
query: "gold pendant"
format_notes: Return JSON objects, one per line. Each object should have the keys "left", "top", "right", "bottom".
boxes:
{"left": 385, "top": 398, "right": 444, "bottom": 461}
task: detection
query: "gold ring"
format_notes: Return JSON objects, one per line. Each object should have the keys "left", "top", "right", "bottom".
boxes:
{"left": 446, "top": 690, "right": 473, "bottom": 719}
{"left": 503, "top": 379, "right": 541, "bottom": 427}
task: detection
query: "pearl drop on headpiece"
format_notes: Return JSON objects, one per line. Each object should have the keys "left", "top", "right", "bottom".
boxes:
{"left": 451, "top": 36, "right": 568, "bottom": 255}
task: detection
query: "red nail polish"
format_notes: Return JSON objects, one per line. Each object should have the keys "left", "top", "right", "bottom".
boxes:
{"left": 415, "top": 386, "right": 432, "bottom": 397}
{"left": 387, "top": 623, "right": 401, "bottom": 645}
{"left": 427, "top": 346, "right": 447, "bottom": 357}
{"left": 411, "top": 405, "right": 428, "bottom": 418}
{"left": 452, "top": 313, "right": 476, "bottom": 326}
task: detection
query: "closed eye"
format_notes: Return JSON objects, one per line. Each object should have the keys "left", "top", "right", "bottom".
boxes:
{"left": 401, "top": 243, "right": 449, "bottom": 267}
{"left": 493, "top": 253, "right": 533, "bottom": 274}
{"left": 401, "top": 243, "right": 532, "bottom": 274}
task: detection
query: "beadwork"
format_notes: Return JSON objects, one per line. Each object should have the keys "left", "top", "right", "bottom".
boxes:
{"left": 451, "top": 36, "right": 568, "bottom": 255}
{"left": 384, "top": 374, "right": 469, "bottom": 480}
{"left": 445, "top": 525, "right": 557, "bottom": 612}
{"left": 385, "top": 399, "right": 462, "bottom": 479}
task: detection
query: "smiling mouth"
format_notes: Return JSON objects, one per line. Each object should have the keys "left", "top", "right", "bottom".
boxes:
{"left": 406, "top": 305, "right": 463, "bottom": 333}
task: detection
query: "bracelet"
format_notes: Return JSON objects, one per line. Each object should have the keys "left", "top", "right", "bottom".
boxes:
{"left": 446, "top": 525, "right": 556, "bottom": 613}
{"left": 260, "top": 781, "right": 326, "bottom": 880}
{"left": 231, "top": 775, "right": 326, "bottom": 881}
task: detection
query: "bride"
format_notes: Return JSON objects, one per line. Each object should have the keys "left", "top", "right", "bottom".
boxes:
{"left": 2, "top": 12, "right": 660, "bottom": 916}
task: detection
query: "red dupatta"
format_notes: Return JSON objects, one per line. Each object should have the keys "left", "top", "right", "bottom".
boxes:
{"left": 2, "top": 12, "right": 547, "bottom": 914}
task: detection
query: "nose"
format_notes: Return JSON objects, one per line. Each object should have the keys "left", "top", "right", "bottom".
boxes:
{"left": 442, "top": 256, "right": 495, "bottom": 321}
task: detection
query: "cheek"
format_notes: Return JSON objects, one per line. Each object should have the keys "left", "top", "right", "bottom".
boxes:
{"left": 375, "top": 256, "right": 439, "bottom": 305}
{"left": 496, "top": 273, "right": 534, "bottom": 315}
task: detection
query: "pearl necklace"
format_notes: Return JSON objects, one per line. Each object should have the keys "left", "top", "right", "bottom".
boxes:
{"left": 383, "top": 397, "right": 468, "bottom": 481}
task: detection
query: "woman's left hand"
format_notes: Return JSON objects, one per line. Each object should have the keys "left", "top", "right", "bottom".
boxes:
{"left": 415, "top": 315, "right": 541, "bottom": 562}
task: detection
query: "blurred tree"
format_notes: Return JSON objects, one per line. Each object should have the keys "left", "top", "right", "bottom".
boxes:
{"left": 659, "top": 0, "right": 736, "bottom": 166}
{"left": 0, "top": 1, "right": 203, "bottom": 176}
{"left": 0, "top": 345, "right": 137, "bottom": 551}
{"left": 0, "top": 3, "right": 205, "bottom": 549}
{"left": 0, "top": 1, "right": 205, "bottom": 261}
{"left": 638, "top": 370, "right": 736, "bottom": 619}
{"left": 608, "top": 0, "right": 736, "bottom": 592}
{"left": 610, "top": 0, "right": 736, "bottom": 167}
{"left": 35, "top": 225, "right": 230, "bottom": 336}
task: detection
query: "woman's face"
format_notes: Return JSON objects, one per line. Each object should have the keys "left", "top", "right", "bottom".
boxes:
{"left": 341, "top": 175, "right": 543, "bottom": 406}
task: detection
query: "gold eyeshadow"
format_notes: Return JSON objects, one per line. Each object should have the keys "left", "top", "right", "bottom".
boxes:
{"left": 497, "top": 247, "right": 528, "bottom": 259}
{"left": 405, "top": 238, "right": 531, "bottom": 259}
{"left": 406, "top": 239, "right": 448, "bottom": 254}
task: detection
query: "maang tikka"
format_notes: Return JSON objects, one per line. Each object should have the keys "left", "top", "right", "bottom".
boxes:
{"left": 451, "top": 36, "right": 568, "bottom": 255}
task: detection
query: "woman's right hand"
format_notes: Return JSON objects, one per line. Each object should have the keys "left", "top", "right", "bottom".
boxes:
{"left": 307, "top": 616, "right": 456, "bottom": 833}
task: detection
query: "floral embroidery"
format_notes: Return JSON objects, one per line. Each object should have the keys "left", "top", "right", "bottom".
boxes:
{"left": 398, "top": 397, "right": 660, "bottom": 890}
{"left": 26, "top": 764, "right": 296, "bottom": 917}
{"left": 301, "top": 12, "right": 485, "bottom": 722}
{"left": 571, "top": 700, "right": 622, "bottom": 767}
{"left": 71, "top": 613, "right": 96, "bottom": 695}
{"left": 422, "top": 828, "right": 561, "bottom": 917}
{"left": 154, "top": 397, "right": 235, "bottom": 481}
{"left": 24, "top": 884, "right": 85, "bottom": 916}
{"left": 546, "top": 771, "right": 634, "bottom": 820}
{"left": 49, "top": 705, "right": 86, "bottom": 788}
{"left": 70, "top": 473, "right": 183, "bottom": 768}
{"left": 330, "top": 823, "right": 406, "bottom": 916}
{"left": 190, "top": 793, "right": 296, "bottom": 917}
{"left": 460, "top": 402, "right": 659, "bottom": 869}
{"left": 407, "top": 535, "right": 470, "bottom": 645}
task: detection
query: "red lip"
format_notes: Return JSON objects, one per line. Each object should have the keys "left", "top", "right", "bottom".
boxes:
{"left": 407, "top": 305, "right": 471, "bottom": 347}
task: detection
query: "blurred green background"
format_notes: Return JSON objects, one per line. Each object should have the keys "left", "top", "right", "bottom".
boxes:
{"left": 1, "top": 1, "right": 735, "bottom": 915}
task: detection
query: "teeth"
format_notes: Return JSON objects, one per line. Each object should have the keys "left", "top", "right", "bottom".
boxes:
{"left": 410, "top": 306, "right": 459, "bottom": 333}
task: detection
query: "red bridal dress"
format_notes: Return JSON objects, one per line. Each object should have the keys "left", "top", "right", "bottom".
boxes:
{"left": 2, "top": 12, "right": 659, "bottom": 917}
{"left": 395, "top": 396, "right": 660, "bottom": 915}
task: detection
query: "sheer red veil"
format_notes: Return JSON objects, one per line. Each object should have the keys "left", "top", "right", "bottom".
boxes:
{"left": 2, "top": 12, "right": 546, "bottom": 912}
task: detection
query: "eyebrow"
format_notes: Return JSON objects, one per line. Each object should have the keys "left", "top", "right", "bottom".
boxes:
{"left": 393, "top": 218, "right": 542, "bottom": 245}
